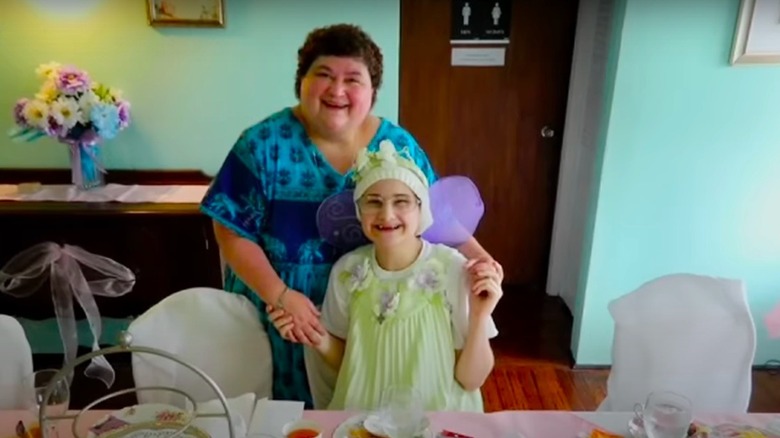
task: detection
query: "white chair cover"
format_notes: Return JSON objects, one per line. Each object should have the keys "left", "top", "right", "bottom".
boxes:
{"left": 0, "top": 315, "right": 33, "bottom": 409}
{"left": 598, "top": 273, "right": 756, "bottom": 412}
{"left": 128, "top": 287, "right": 272, "bottom": 406}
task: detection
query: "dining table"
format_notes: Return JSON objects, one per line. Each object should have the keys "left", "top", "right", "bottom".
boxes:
{"left": 2, "top": 406, "right": 779, "bottom": 438}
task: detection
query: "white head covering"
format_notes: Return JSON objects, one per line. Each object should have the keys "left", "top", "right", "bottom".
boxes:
{"left": 352, "top": 140, "right": 433, "bottom": 235}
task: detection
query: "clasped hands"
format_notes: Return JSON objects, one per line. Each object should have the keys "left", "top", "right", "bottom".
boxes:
{"left": 268, "top": 257, "right": 504, "bottom": 344}
{"left": 267, "top": 288, "right": 326, "bottom": 346}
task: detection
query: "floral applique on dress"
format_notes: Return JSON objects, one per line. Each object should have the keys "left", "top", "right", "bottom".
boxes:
{"left": 339, "top": 251, "right": 451, "bottom": 324}
{"left": 340, "top": 257, "right": 374, "bottom": 293}
{"left": 374, "top": 289, "right": 400, "bottom": 323}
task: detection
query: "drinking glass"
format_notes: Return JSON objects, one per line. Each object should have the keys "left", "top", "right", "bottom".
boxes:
{"left": 24, "top": 369, "right": 70, "bottom": 438}
{"left": 379, "top": 385, "right": 424, "bottom": 438}
{"left": 636, "top": 391, "right": 692, "bottom": 438}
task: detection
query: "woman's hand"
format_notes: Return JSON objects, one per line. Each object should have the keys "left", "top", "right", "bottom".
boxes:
{"left": 267, "top": 289, "right": 325, "bottom": 345}
{"left": 465, "top": 256, "right": 504, "bottom": 285}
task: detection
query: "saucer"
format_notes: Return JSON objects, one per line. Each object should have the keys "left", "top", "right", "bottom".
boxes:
{"left": 628, "top": 415, "right": 712, "bottom": 438}
{"left": 363, "top": 413, "right": 430, "bottom": 438}
{"left": 332, "top": 413, "right": 433, "bottom": 438}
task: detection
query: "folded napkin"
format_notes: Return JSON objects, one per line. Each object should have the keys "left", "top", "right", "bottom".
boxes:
{"left": 186, "top": 392, "right": 256, "bottom": 438}
{"left": 248, "top": 398, "right": 304, "bottom": 437}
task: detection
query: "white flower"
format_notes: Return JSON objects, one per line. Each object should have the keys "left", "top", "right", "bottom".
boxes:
{"left": 376, "top": 140, "right": 398, "bottom": 164}
{"left": 50, "top": 98, "right": 82, "bottom": 129}
{"left": 355, "top": 149, "right": 370, "bottom": 172}
{"left": 78, "top": 91, "right": 98, "bottom": 124}
{"left": 22, "top": 100, "right": 50, "bottom": 129}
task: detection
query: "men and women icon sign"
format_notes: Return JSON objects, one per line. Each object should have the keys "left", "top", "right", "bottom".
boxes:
{"left": 461, "top": 2, "right": 502, "bottom": 27}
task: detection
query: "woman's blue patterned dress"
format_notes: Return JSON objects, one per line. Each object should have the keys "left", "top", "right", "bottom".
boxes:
{"left": 200, "top": 107, "right": 437, "bottom": 407}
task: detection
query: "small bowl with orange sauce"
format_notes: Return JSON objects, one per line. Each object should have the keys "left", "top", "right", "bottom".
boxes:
{"left": 282, "top": 419, "right": 323, "bottom": 438}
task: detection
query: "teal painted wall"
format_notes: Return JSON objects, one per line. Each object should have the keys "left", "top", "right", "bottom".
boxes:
{"left": 0, "top": 0, "right": 400, "bottom": 175}
{"left": 573, "top": 0, "right": 780, "bottom": 365}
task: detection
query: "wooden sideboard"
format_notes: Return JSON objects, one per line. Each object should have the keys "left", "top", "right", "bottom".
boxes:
{"left": 0, "top": 169, "right": 222, "bottom": 408}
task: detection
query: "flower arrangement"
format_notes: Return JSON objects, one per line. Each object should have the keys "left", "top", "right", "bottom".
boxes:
{"left": 9, "top": 62, "right": 131, "bottom": 189}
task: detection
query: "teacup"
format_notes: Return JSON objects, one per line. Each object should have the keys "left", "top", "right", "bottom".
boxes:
{"left": 633, "top": 391, "right": 692, "bottom": 438}
{"left": 282, "top": 419, "right": 323, "bottom": 438}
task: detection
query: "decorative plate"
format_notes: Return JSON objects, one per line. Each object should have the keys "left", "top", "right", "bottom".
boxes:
{"left": 86, "top": 404, "right": 210, "bottom": 438}
{"left": 332, "top": 413, "right": 432, "bottom": 438}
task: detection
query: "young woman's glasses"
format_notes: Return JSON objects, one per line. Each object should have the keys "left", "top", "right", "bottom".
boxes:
{"left": 357, "top": 195, "right": 420, "bottom": 216}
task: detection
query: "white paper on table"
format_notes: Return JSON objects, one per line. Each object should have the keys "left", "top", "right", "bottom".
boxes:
{"left": 186, "top": 392, "right": 256, "bottom": 438}
{"left": 247, "top": 398, "right": 304, "bottom": 437}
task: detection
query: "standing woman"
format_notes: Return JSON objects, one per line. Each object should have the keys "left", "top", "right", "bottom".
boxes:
{"left": 200, "top": 23, "right": 501, "bottom": 407}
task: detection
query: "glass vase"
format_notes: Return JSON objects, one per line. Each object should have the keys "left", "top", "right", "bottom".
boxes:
{"left": 68, "top": 142, "right": 105, "bottom": 190}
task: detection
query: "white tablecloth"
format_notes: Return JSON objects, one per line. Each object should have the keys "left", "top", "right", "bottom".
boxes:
{"left": 0, "top": 184, "right": 209, "bottom": 204}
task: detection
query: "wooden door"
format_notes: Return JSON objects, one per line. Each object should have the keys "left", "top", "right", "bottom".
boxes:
{"left": 400, "top": 0, "right": 579, "bottom": 288}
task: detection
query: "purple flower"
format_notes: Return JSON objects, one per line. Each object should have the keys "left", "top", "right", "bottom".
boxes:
{"left": 13, "top": 98, "right": 28, "bottom": 126}
{"left": 56, "top": 66, "right": 91, "bottom": 95}
{"left": 117, "top": 100, "right": 131, "bottom": 128}
{"left": 346, "top": 258, "right": 372, "bottom": 292}
{"left": 45, "top": 116, "right": 68, "bottom": 138}
{"left": 379, "top": 291, "right": 395, "bottom": 309}
{"left": 414, "top": 268, "right": 441, "bottom": 291}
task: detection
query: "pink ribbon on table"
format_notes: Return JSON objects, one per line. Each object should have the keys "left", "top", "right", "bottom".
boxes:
{"left": 766, "top": 302, "right": 780, "bottom": 339}
{"left": 0, "top": 242, "right": 136, "bottom": 387}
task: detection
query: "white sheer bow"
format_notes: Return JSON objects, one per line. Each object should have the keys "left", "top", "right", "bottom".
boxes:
{"left": 0, "top": 242, "right": 136, "bottom": 387}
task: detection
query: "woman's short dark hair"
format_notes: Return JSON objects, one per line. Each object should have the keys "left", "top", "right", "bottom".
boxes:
{"left": 295, "top": 23, "right": 384, "bottom": 103}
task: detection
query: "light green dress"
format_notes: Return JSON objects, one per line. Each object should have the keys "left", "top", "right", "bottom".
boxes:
{"left": 320, "top": 241, "right": 498, "bottom": 412}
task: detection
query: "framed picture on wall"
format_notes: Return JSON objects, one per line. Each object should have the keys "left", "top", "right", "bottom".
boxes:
{"left": 730, "top": 0, "right": 780, "bottom": 64}
{"left": 147, "top": 0, "right": 225, "bottom": 28}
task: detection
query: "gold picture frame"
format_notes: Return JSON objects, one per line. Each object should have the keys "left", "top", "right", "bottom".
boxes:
{"left": 147, "top": 0, "right": 225, "bottom": 28}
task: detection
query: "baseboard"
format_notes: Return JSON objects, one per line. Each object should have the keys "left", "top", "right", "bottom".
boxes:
{"left": 571, "top": 364, "right": 611, "bottom": 370}
{"left": 571, "top": 364, "right": 779, "bottom": 372}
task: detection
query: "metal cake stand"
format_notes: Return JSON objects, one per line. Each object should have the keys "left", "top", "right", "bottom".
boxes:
{"left": 37, "top": 331, "right": 236, "bottom": 438}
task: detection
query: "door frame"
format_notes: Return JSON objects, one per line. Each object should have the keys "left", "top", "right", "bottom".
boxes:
{"left": 546, "top": 0, "right": 622, "bottom": 314}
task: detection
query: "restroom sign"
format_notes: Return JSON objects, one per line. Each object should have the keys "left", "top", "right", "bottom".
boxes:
{"left": 451, "top": 0, "right": 511, "bottom": 44}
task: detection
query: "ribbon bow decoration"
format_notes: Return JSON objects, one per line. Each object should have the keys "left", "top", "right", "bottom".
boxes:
{"left": 0, "top": 242, "right": 136, "bottom": 388}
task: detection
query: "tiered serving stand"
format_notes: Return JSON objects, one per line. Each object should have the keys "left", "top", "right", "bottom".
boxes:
{"left": 37, "top": 331, "right": 236, "bottom": 438}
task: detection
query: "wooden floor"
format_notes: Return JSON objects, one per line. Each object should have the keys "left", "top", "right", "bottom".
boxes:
{"left": 481, "top": 287, "right": 780, "bottom": 412}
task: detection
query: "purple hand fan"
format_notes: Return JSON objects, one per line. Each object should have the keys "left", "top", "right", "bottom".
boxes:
{"left": 316, "top": 190, "right": 370, "bottom": 250}
{"left": 316, "top": 176, "right": 485, "bottom": 252}
{"left": 422, "top": 175, "right": 485, "bottom": 246}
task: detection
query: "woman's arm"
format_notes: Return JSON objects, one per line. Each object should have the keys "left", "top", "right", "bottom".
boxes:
{"left": 214, "top": 221, "right": 285, "bottom": 303}
{"left": 214, "top": 221, "right": 323, "bottom": 344}
{"left": 454, "top": 315, "right": 495, "bottom": 391}
{"left": 457, "top": 236, "right": 491, "bottom": 261}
